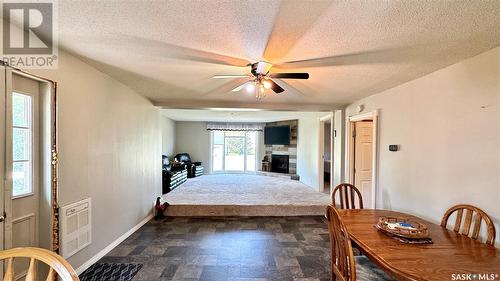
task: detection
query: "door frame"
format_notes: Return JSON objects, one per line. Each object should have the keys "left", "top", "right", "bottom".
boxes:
{"left": 0, "top": 65, "right": 5, "bottom": 260}
{"left": 345, "top": 110, "right": 378, "bottom": 209}
{"left": 318, "top": 113, "right": 333, "bottom": 193}
{"left": 2, "top": 65, "right": 59, "bottom": 253}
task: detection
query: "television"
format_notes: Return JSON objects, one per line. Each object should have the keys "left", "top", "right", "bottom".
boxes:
{"left": 265, "top": 125, "right": 290, "bottom": 145}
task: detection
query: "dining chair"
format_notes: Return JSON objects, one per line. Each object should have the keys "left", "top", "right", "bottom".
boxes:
{"left": 326, "top": 205, "right": 393, "bottom": 281}
{"left": 331, "top": 183, "right": 363, "bottom": 209}
{"left": 0, "top": 247, "right": 80, "bottom": 281}
{"left": 440, "top": 204, "right": 496, "bottom": 246}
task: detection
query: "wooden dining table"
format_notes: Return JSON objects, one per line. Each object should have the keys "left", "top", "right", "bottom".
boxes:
{"left": 337, "top": 209, "right": 500, "bottom": 281}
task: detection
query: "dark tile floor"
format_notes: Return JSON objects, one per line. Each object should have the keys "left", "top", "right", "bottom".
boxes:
{"left": 99, "top": 216, "right": 331, "bottom": 281}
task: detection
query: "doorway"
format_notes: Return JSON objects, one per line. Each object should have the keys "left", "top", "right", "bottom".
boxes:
{"left": 1, "top": 65, "right": 58, "bottom": 278}
{"left": 319, "top": 114, "right": 333, "bottom": 194}
{"left": 346, "top": 110, "right": 378, "bottom": 208}
{"left": 211, "top": 130, "right": 257, "bottom": 173}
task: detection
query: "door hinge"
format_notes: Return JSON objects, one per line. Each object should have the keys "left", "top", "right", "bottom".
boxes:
{"left": 352, "top": 128, "right": 356, "bottom": 138}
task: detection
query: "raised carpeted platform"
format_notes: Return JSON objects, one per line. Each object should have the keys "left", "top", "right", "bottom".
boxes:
{"left": 162, "top": 174, "right": 330, "bottom": 216}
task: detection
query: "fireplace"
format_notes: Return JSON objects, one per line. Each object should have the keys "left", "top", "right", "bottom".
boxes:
{"left": 271, "top": 154, "right": 289, "bottom": 174}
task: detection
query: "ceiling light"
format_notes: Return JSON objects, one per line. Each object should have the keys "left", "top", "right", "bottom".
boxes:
{"left": 246, "top": 83, "right": 255, "bottom": 93}
{"left": 262, "top": 80, "right": 271, "bottom": 89}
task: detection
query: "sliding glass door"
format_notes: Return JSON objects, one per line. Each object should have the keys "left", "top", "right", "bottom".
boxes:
{"left": 212, "top": 131, "right": 257, "bottom": 173}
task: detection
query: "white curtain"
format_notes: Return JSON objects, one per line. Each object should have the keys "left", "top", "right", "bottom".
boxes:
{"left": 206, "top": 122, "right": 264, "bottom": 131}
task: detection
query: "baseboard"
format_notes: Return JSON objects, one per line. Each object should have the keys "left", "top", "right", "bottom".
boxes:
{"left": 75, "top": 213, "right": 153, "bottom": 274}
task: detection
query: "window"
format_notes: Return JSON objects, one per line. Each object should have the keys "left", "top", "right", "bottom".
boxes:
{"left": 12, "top": 92, "right": 33, "bottom": 198}
{"left": 211, "top": 130, "right": 257, "bottom": 173}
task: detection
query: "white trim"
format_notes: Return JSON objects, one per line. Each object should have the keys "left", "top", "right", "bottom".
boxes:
{"left": 345, "top": 109, "right": 379, "bottom": 209}
{"left": 12, "top": 192, "right": 35, "bottom": 200}
{"left": 332, "top": 110, "right": 344, "bottom": 188}
{"left": 4, "top": 68, "right": 13, "bottom": 250}
{"left": 348, "top": 111, "right": 376, "bottom": 122}
{"left": 11, "top": 212, "right": 36, "bottom": 224}
{"left": 320, "top": 114, "right": 332, "bottom": 122}
{"left": 0, "top": 65, "right": 6, "bottom": 257}
{"left": 318, "top": 121, "right": 324, "bottom": 192}
{"left": 75, "top": 214, "right": 153, "bottom": 275}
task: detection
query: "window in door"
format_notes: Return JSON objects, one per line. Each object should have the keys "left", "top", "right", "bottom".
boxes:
{"left": 12, "top": 92, "right": 33, "bottom": 198}
{"left": 211, "top": 130, "right": 257, "bottom": 173}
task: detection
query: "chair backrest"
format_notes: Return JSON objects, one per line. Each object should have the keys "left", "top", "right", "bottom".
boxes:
{"left": 332, "top": 183, "right": 363, "bottom": 209}
{"left": 440, "top": 204, "right": 496, "bottom": 246}
{"left": 326, "top": 205, "right": 356, "bottom": 281}
{"left": 174, "top": 153, "right": 192, "bottom": 163}
{"left": 0, "top": 247, "right": 79, "bottom": 281}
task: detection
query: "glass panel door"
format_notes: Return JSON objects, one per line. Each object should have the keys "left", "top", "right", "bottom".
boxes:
{"left": 246, "top": 132, "right": 256, "bottom": 172}
{"left": 224, "top": 131, "right": 245, "bottom": 172}
{"left": 212, "top": 131, "right": 224, "bottom": 172}
{"left": 211, "top": 130, "right": 258, "bottom": 173}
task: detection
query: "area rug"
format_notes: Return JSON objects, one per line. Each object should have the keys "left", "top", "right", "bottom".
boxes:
{"left": 79, "top": 263, "right": 142, "bottom": 281}
{"left": 162, "top": 174, "right": 332, "bottom": 216}
{"left": 163, "top": 174, "right": 330, "bottom": 205}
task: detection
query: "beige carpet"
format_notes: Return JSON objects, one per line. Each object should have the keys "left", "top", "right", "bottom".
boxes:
{"left": 162, "top": 174, "right": 331, "bottom": 216}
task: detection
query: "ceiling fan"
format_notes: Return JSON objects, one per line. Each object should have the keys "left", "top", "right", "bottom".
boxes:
{"left": 213, "top": 61, "right": 309, "bottom": 99}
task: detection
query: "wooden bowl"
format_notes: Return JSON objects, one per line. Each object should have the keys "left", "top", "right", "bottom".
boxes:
{"left": 375, "top": 216, "right": 430, "bottom": 239}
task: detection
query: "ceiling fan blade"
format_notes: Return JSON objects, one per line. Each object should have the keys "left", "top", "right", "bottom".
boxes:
{"left": 232, "top": 81, "right": 252, "bottom": 92}
{"left": 202, "top": 77, "right": 249, "bottom": 96}
{"left": 270, "top": 73, "right": 309, "bottom": 79}
{"left": 262, "top": 0, "right": 332, "bottom": 62}
{"left": 256, "top": 61, "right": 273, "bottom": 74}
{"left": 268, "top": 79, "right": 284, "bottom": 93}
{"left": 276, "top": 47, "right": 416, "bottom": 69}
{"left": 87, "top": 35, "right": 251, "bottom": 67}
{"left": 213, "top": 75, "right": 249, "bottom": 79}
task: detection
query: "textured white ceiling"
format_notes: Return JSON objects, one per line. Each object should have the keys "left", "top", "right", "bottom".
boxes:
{"left": 57, "top": 0, "right": 500, "bottom": 109}
{"left": 161, "top": 109, "right": 329, "bottom": 123}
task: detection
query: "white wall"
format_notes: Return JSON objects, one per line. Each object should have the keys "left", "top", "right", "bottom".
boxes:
{"left": 32, "top": 50, "right": 162, "bottom": 268}
{"left": 174, "top": 121, "right": 210, "bottom": 172}
{"left": 296, "top": 113, "right": 325, "bottom": 190}
{"left": 161, "top": 116, "right": 176, "bottom": 156}
{"left": 345, "top": 46, "right": 500, "bottom": 246}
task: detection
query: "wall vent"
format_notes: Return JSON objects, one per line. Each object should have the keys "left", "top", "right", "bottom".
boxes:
{"left": 60, "top": 198, "right": 91, "bottom": 258}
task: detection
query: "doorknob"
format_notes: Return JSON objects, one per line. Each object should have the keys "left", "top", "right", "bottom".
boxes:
{"left": 0, "top": 212, "right": 6, "bottom": 222}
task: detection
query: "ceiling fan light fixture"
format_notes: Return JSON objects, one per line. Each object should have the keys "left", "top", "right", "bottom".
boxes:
{"left": 213, "top": 61, "right": 309, "bottom": 99}
{"left": 246, "top": 83, "right": 255, "bottom": 93}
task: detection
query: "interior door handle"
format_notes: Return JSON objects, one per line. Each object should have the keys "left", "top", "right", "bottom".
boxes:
{"left": 0, "top": 212, "right": 6, "bottom": 222}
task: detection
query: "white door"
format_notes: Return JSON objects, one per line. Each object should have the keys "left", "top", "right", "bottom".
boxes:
{"left": 5, "top": 73, "right": 41, "bottom": 279}
{"left": 0, "top": 65, "right": 6, "bottom": 276}
{"left": 354, "top": 121, "right": 373, "bottom": 207}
